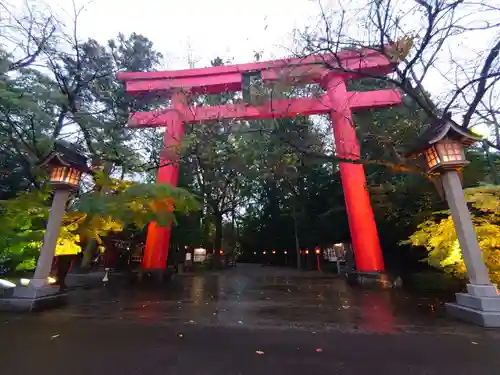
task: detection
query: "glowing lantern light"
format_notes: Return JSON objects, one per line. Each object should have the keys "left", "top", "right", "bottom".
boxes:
{"left": 406, "top": 112, "right": 481, "bottom": 174}
{"left": 40, "top": 141, "right": 89, "bottom": 190}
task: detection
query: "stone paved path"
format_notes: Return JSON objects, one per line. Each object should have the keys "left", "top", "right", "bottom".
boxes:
{"left": 1, "top": 264, "right": 499, "bottom": 374}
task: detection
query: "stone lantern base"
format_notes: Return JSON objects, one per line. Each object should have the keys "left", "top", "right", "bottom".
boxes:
{"left": 346, "top": 272, "right": 397, "bottom": 289}
{"left": 135, "top": 268, "right": 176, "bottom": 284}
{"left": 0, "top": 285, "right": 67, "bottom": 312}
{"left": 446, "top": 284, "right": 500, "bottom": 327}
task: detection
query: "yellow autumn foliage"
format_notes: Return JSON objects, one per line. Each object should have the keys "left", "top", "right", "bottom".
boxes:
{"left": 384, "top": 35, "right": 414, "bottom": 62}
{"left": 407, "top": 185, "right": 500, "bottom": 284}
{"left": 0, "top": 178, "right": 199, "bottom": 268}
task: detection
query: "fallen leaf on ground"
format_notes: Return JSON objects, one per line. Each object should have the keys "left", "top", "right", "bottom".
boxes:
{"left": 255, "top": 350, "right": 265, "bottom": 355}
{"left": 238, "top": 321, "right": 243, "bottom": 324}
{"left": 316, "top": 348, "right": 323, "bottom": 353}
{"left": 178, "top": 333, "right": 184, "bottom": 338}
{"left": 51, "top": 334, "right": 60, "bottom": 340}
{"left": 471, "top": 341, "right": 478, "bottom": 345}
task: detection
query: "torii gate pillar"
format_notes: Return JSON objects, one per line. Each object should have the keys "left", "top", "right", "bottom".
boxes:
{"left": 118, "top": 48, "right": 402, "bottom": 279}
{"left": 326, "top": 76, "right": 385, "bottom": 273}
{"left": 142, "top": 92, "right": 186, "bottom": 270}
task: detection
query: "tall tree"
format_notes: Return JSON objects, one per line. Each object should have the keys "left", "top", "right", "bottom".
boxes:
{"left": 0, "top": 2, "right": 200, "bottom": 273}
{"left": 296, "top": 0, "right": 499, "bottom": 144}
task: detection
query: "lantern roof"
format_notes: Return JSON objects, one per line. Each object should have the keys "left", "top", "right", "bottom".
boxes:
{"left": 406, "top": 112, "right": 482, "bottom": 157}
{"left": 39, "top": 140, "right": 90, "bottom": 172}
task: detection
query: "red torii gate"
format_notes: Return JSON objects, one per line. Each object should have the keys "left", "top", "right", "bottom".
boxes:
{"left": 118, "top": 48, "right": 402, "bottom": 274}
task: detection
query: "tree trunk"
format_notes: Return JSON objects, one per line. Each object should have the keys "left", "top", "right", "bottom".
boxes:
{"left": 80, "top": 238, "right": 97, "bottom": 271}
{"left": 293, "top": 203, "right": 301, "bottom": 269}
{"left": 483, "top": 140, "right": 499, "bottom": 185}
{"left": 494, "top": 121, "right": 500, "bottom": 148}
{"left": 56, "top": 255, "right": 73, "bottom": 291}
{"left": 235, "top": 213, "right": 240, "bottom": 260}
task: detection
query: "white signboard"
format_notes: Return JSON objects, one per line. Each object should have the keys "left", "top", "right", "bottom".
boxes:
{"left": 193, "top": 248, "right": 207, "bottom": 263}
{"left": 324, "top": 243, "right": 346, "bottom": 262}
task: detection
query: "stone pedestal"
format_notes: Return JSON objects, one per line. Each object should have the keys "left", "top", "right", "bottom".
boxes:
{"left": 446, "top": 284, "right": 500, "bottom": 327}
{"left": 346, "top": 272, "right": 394, "bottom": 289}
{"left": 440, "top": 171, "right": 500, "bottom": 327}
{"left": 0, "top": 285, "right": 67, "bottom": 312}
{"left": 137, "top": 268, "right": 176, "bottom": 284}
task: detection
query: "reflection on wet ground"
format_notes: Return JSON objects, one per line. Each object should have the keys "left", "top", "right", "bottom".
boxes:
{"left": 11, "top": 264, "right": 500, "bottom": 337}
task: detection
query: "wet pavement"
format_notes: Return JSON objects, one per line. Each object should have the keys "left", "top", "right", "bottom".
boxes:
{"left": 1, "top": 264, "right": 500, "bottom": 374}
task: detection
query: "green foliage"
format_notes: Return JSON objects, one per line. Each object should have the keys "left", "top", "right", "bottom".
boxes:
{"left": 0, "top": 26, "right": 184, "bottom": 270}
{"left": 0, "top": 178, "right": 199, "bottom": 271}
{"left": 0, "top": 189, "right": 49, "bottom": 271}
{"left": 15, "top": 258, "right": 37, "bottom": 272}
{"left": 406, "top": 185, "right": 500, "bottom": 283}
{"left": 0, "top": 188, "right": 82, "bottom": 269}
{"left": 75, "top": 182, "right": 200, "bottom": 232}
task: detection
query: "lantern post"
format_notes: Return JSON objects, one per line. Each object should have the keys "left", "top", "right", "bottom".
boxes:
{"left": 408, "top": 113, "right": 500, "bottom": 327}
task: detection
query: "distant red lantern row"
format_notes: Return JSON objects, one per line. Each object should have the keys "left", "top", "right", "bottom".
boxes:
{"left": 254, "top": 248, "right": 321, "bottom": 255}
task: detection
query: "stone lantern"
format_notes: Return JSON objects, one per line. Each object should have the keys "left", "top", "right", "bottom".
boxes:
{"left": 408, "top": 113, "right": 500, "bottom": 327}
{"left": 1, "top": 141, "right": 89, "bottom": 311}
{"left": 31, "top": 141, "right": 89, "bottom": 285}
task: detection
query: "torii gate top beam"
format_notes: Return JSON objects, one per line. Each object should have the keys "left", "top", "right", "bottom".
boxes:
{"left": 117, "top": 48, "right": 396, "bottom": 96}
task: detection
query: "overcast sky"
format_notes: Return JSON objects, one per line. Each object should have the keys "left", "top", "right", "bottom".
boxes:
{"left": 5, "top": 0, "right": 497, "bottom": 86}
{"left": 45, "top": 0, "right": 323, "bottom": 68}
{"left": 3, "top": 0, "right": 499, "bottom": 137}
